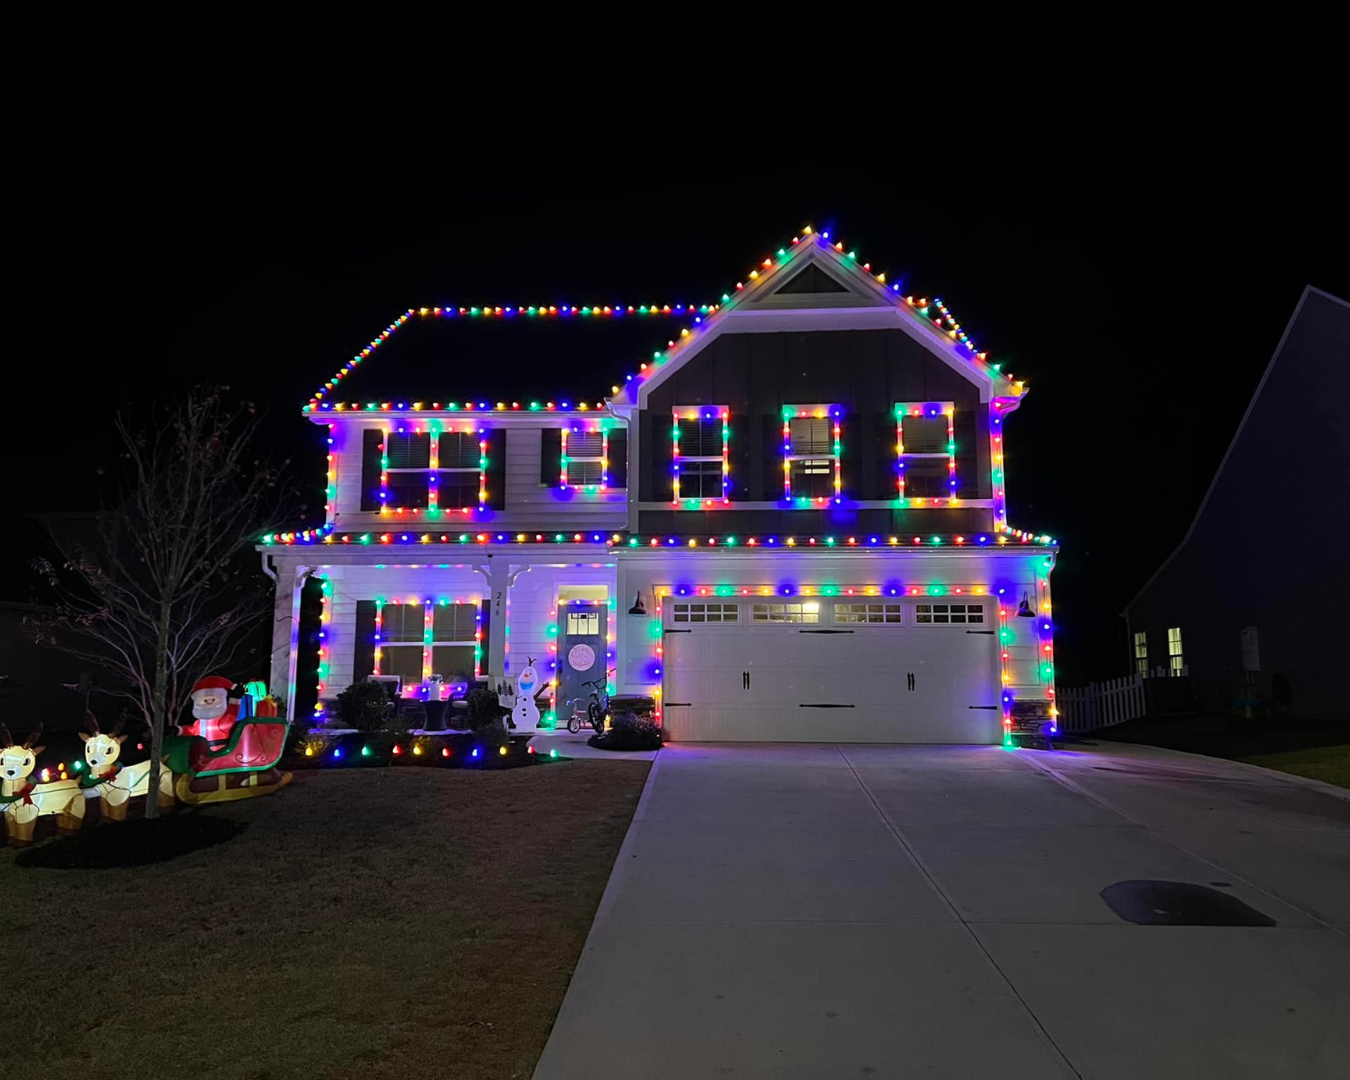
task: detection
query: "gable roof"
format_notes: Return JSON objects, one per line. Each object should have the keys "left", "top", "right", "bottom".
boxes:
{"left": 303, "top": 226, "right": 1028, "bottom": 417}
{"left": 1123, "top": 285, "right": 1350, "bottom": 613}
{"left": 610, "top": 228, "right": 1024, "bottom": 407}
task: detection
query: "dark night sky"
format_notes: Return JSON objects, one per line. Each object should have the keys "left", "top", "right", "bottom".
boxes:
{"left": 6, "top": 123, "right": 1346, "bottom": 685}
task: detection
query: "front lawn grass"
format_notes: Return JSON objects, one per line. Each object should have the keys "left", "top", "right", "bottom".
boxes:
{"left": 1239, "top": 744, "right": 1350, "bottom": 790}
{"left": 1, "top": 760, "right": 650, "bottom": 1080}
{"left": 1095, "top": 714, "right": 1350, "bottom": 791}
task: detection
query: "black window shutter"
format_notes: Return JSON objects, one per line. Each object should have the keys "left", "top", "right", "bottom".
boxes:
{"left": 486, "top": 430, "right": 508, "bottom": 509}
{"left": 608, "top": 430, "right": 628, "bottom": 489}
{"left": 478, "top": 598, "right": 491, "bottom": 677}
{"left": 648, "top": 418, "right": 674, "bottom": 500}
{"left": 540, "top": 428, "right": 562, "bottom": 485}
{"left": 761, "top": 415, "right": 782, "bottom": 500}
{"left": 353, "top": 600, "right": 378, "bottom": 683}
{"left": 872, "top": 412, "right": 897, "bottom": 499}
{"left": 359, "top": 429, "right": 384, "bottom": 512}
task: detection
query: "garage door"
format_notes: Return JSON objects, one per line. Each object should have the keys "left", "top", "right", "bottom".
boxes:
{"left": 661, "top": 598, "right": 1001, "bottom": 743}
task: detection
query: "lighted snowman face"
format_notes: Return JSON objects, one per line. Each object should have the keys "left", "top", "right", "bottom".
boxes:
{"left": 517, "top": 667, "right": 538, "bottom": 696}
{"left": 192, "top": 689, "right": 228, "bottom": 721}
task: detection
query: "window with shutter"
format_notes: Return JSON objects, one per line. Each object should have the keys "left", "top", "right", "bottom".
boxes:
{"left": 373, "top": 600, "right": 482, "bottom": 687}
{"left": 561, "top": 424, "right": 608, "bottom": 489}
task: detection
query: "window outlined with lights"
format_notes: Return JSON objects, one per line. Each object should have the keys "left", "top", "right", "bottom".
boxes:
{"left": 380, "top": 423, "right": 487, "bottom": 514}
{"left": 672, "top": 405, "right": 729, "bottom": 506}
{"left": 895, "top": 402, "right": 957, "bottom": 503}
{"left": 560, "top": 423, "right": 608, "bottom": 491}
{"left": 782, "top": 405, "right": 842, "bottom": 504}
{"left": 372, "top": 598, "right": 482, "bottom": 687}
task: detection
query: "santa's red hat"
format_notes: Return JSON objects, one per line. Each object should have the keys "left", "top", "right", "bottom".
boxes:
{"left": 191, "top": 676, "right": 236, "bottom": 695}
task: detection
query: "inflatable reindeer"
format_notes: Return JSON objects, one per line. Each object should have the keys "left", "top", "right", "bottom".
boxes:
{"left": 61, "top": 712, "right": 174, "bottom": 831}
{"left": 1, "top": 723, "right": 61, "bottom": 846}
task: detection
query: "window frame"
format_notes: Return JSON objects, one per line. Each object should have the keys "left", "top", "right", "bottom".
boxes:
{"left": 1167, "top": 626, "right": 1184, "bottom": 676}
{"left": 560, "top": 423, "right": 608, "bottom": 491}
{"left": 671, "top": 405, "right": 730, "bottom": 507}
{"left": 1133, "top": 630, "right": 1148, "bottom": 675}
{"left": 670, "top": 601, "right": 740, "bottom": 624}
{"left": 782, "top": 404, "right": 842, "bottom": 505}
{"left": 895, "top": 402, "right": 957, "bottom": 504}
{"left": 372, "top": 598, "right": 482, "bottom": 687}
{"left": 833, "top": 601, "right": 904, "bottom": 625}
{"left": 380, "top": 423, "right": 488, "bottom": 515}
{"left": 913, "top": 601, "right": 986, "bottom": 625}
{"left": 750, "top": 601, "right": 823, "bottom": 624}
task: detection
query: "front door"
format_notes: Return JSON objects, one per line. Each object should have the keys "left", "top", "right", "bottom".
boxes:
{"left": 557, "top": 601, "right": 609, "bottom": 723}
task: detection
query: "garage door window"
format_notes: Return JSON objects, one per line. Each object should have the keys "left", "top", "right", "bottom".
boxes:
{"left": 914, "top": 602, "right": 984, "bottom": 625}
{"left": 751, "top": 601, "right": 821, "bottom": 624}
{"left": 672, "top": 602, "right": 739, "bottom": 624}
{"left": 834, "top": 602, "right": 903, "bottom": 625}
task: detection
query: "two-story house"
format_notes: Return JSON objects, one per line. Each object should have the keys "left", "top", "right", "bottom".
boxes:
{"left": 260, "top": 228, "right": 1058, "bottom": 744}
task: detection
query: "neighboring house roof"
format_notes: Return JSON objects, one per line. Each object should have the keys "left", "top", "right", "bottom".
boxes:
{"left": 302, "top": 226, "right": 1028, "bottom": 416}
{"left": 1124, "top": 285, "right": 1350, "bottom": 614}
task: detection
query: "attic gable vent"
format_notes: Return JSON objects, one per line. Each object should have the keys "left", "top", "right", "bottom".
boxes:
{"left": 771, "top": 263, "right": 850, "bottom": 295}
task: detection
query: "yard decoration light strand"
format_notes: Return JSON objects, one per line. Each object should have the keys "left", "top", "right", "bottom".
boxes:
{"left": 303, "top": 227, "right": 1026, "bottom": 415}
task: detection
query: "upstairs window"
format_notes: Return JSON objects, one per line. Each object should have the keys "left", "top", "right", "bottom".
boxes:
{"left": 561, "top": 425, "right": 607, "bottom": 490}
{"left": 380, "top": 426, "right": 489, "bottom": 513}
{"left": 1133, "top": 631, "right": 1148, "bottom": 675}
{"left": 1167, "top": 627, "right": 1185, "bottom": 676}
{"left": 896, "top": 403, "right": 957, "bottom": 502}
{"left": 672, "top": 407, "right": 729, "bottom": 505}
{"left": 381, "top": 431, "right": 431, "bottom": 509}
{"left": 783, "top": 406, "right": 841, "bottom": 503}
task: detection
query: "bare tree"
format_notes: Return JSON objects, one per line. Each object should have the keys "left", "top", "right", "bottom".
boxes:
{"left": 30, "top": 388, "right": 291, "bottom": 819}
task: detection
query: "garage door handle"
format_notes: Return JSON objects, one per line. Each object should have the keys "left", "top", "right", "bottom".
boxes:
{"left": 965, "top": 630, "right": 996, "bottom": 635}
{"left": 799, "top": 629, "right": 854, "bottom": 634}
{"left": 665, "top": 628, "right": 692, "bottom": 634}
{"left": 967, "top": 705, "right": 999, "bottom": 710}
{"left": 665, "top": 702, "right": 692, "bottom": 707}
{"left": 799, "top": 703, "right": 855, "bottom": 708}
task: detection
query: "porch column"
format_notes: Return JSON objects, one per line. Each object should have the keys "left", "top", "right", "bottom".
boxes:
{"left": 266, "top": 557, "right": 310, "bottom": 724}
{"left": 476, "top": 557, "right": 528, "bottom": 685}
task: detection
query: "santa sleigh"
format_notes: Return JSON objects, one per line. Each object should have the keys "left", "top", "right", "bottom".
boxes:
{"left": 160, "top": 676, "right": 292, "bottom": 807}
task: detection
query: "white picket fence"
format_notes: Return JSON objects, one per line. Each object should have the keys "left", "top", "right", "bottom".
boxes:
{"left": 1056, "top": 666, "right": 1187, "bottom": 733}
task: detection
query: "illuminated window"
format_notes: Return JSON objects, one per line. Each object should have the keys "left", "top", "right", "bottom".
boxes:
{"left": 374, "top": 602, "right": 480, "bottom": 686}
{"left": 1133, "top": 631, "right": 1148, "bottom": 675}
{"left": 672, "top": 407, "right": 729, "bottom": 504}
{"left": 562, "top": 427, "right": 607, "bottom": 489}
{"left": 783, "top": 407, "right": 841, "bottom": 501}
{"left": 381, "top": 427, "right": 487, "bottom": 512}
{"left": 834, "top": 602, "right": 903, "bottom": 625}
{"left": 1167, "top": 627, "right": 1184, "bottom": 675}
{"left": 435, "top": 432, "right": 484, "bottom": 510}
{"left": 672, "top": 602, "right": 739, "bottom": 624}
{"left": 565, "top": 610, "right": 600, "bottom": 635}
{"left": 375, "top": 603, "right": 424, "bottom": 680}
{"left": 382, "top": 431, "right": 431, "bottom": 508}
{"left": 914, "top": 603, "right": 984, "bottom": 625}
{"left": 896, "top": 403, "right": 956, "bottom": 500}
{"left": 751, "top": 602, "right": 821, "bottom": 624}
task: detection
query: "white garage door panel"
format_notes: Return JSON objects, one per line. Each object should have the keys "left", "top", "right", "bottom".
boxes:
{"left": 663, "top": 616, "right": 999, "bottom": 744}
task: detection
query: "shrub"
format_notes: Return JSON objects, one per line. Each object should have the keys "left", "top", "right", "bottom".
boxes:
{"left": 335, "top": 680, "right": 392, "bottom": 733}
{"left": 588, "top": 710, "right": 663, "bottom": 752}
{"left": 466, "top": 686, "right": 501, "bottom": 729}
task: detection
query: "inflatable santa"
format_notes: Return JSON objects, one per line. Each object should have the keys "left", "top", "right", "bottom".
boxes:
{"left": 183, "top": 676, "right": 240, "bottom": 742}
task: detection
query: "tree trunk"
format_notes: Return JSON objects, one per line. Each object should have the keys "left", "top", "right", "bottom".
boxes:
{"left": 145, "top": 605, "right": 173, "bottom": 821}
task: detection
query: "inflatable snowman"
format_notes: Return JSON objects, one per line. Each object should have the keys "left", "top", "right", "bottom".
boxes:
{"left": 511, "top": 658, "right": 542, "bottom": 734}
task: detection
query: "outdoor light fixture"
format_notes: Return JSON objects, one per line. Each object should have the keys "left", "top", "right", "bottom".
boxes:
{"left": 628, "top": 592, "right": 647, "bottom": 615}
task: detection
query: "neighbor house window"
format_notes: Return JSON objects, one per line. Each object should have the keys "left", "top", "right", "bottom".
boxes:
{"left": 1167, "top": 627, "right": 1184, "bottom": 676}
{"left": 895, "top": 402, "right": 956, "bottom": 501}
{"left": 751, "top": 601, "right": 821, "bottom": 624}
{"left": 1133, "top": 631, "right": 1149, "bottom": 675}
{"left": 783, "top": 406, "right": 841, "bottom": 502}
{"left": 834, "top": 602, "right": 903, "bottom": 625}
{"left": 672, "top": 602, "right": 739, "bottom": 624}
{"left": 914, "top": 602, "right": 984, "bottom": 625}
{"left": 561, "top": 424, "right": 607, "bottom": 489}
{"left": 374, "top": 600, "right": 480, "bottom": 686}
{"left": 381, "top": 426, "right": 487, "bottom": 513}
{"left": 672, "top": 406, "right": 729, "bottom": 505}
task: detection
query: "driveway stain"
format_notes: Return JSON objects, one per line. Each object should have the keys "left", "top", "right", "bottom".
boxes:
{"left": 1100, "top": 880, "right": 1276, "bottom": 926}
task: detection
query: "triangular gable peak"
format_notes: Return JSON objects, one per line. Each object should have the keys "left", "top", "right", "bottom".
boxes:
{"left": 611, "top": 231, "right": 1022, "bottom": 409}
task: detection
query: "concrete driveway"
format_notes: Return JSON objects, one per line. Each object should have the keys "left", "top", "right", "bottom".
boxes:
{"left": 534, "top": 741, "right": 1350, "bottom": 1080}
